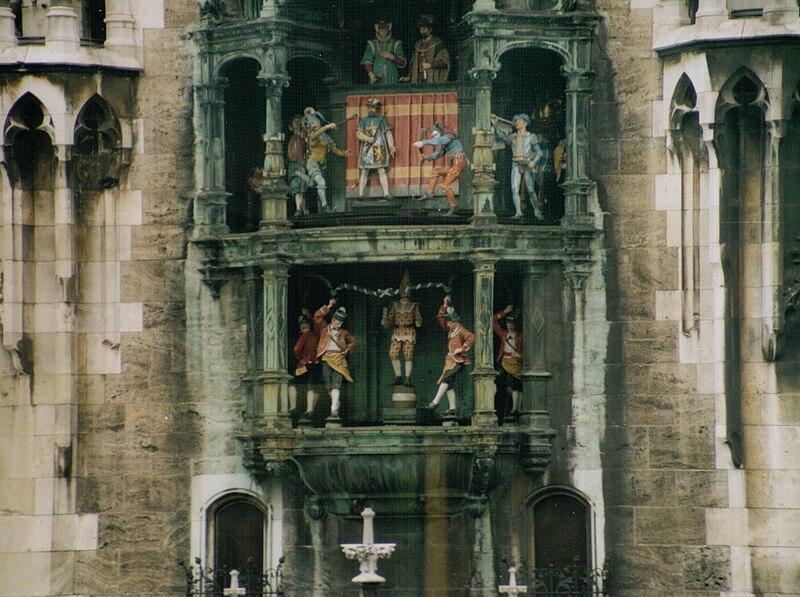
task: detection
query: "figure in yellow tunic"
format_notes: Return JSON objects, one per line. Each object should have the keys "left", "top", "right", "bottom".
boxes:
{"left": 493, "top": 305, "right": 523, "bottom": 417}
{"left": 303, "top": 107, "right": 351, "bottom": 213}
{"left": 315, "top": 298, "right": 355, "bottom": 419}
{"left": 425, "top": 295, "right": 474, "bottom": 416}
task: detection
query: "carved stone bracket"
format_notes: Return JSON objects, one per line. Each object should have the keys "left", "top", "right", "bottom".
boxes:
{"left": 562, "top": 235, "right": 593, "bottom": 292}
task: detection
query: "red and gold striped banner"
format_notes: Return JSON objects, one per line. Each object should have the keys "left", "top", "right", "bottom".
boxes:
{"left": 345, "top": 92, "right": 460, "bottom": 198}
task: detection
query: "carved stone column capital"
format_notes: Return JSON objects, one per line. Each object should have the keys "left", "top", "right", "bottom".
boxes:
{"left": 257, "top": 72, "right": 291, "bottom": 95}
{"left": 469, "top": 67, "right": 498, "bottom": 86}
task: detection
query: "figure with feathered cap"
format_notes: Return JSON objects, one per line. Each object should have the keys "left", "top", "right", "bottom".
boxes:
{"left": 491, "top": 112, "right": 545, "bottom": 220}
{"left": 413, "top": 122, "right": 467, "bottom": 216}
{"left": 303, "top": 107, "right": 351, "bottom": 213}
{"left": 314, "top": 297, "right": 356, "bottom": 419}
{"left": 493, "top": 304, "right": 523, "bottom": 417}
{"left": 290, "top": 309, "right": 320, "bottom": 419}
{"left": 361, "top": 19, "right": 407, "bottom": 85}
{"left": 381, "top": 271, "right": 423, "bottom": 386}
{"left": 425, "top": 294, "right": 474, "bottom": 416}
{"left": 401, "top": 15, "right": 450, "bottom": 84}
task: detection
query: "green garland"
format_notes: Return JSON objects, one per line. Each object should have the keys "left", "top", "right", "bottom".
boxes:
{"left": 304, "top": 274, "right": 457, "bottom": 299}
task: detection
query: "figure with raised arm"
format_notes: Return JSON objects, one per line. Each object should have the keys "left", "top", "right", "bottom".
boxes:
{"left": 413, "top": 122, "right": 467, "bottom": 216}
{"left": 314, "top": 297, "right": 355, "bottom": 420}
{"left": 356, "top": 98, "right": 396, "bottom": 199}
{"left": 425, "top": 295, "right": 474, "bottom": 416}
{"left": 303, "top": 107, "right": 351, "bottom": 213}
{"left": 287, "top": 115, "right": 311, "bottom": 217}
{"left": 381, "top": 271, "right": 423, "bottom": 386}
{"left": 291, "top": 310, "right": 320, "bottom": 420}
{"left": 492, "top": 113, "right": 545, "bottom": 220}
{"left": 361, "top": 20, "right": 407, "bottom": 85}
{"left": 401, "top": 15, "right": 450, "bottom": 84}
{"left": 493, "top": 305, "right": 523, "bottom": 418}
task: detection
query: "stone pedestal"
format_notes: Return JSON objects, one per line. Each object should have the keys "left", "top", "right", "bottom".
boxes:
{"left": 325, "top": 414, "right": 343, "bottom": 429}
{"left": 441, "top": 412, "right": 459, "bottom": 427}
{"left": 382, "top": 384, "right": 417, "bottom": 424}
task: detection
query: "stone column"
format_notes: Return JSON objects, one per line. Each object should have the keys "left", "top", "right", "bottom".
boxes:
{"left": 54, "top": 145, "right": 74, "bottom": 301}
{"left": 259, "top": 263, "right": 291, "bottom": 426}
{"left": 257, "top": 72, "right": 290, "bottom": 228}
{"left": 45, "top": 0, "right": 80, "bottom": 54}
{"left": 520, "top": 263, "right": 550, "bottom": 427}
{"left": 260, "top": 0, "right": 282, "bottom": 19}
{"left": 195, "top": 78, "right": 230, "bottom": 236}
{"left": 561, "top": 64, "right": 594, "bottom": 226}
{"left": 764, "top": 0, "right": 800, "bottom": 25}
{"left": 104, "top": 0, "right": 136, "bottom": 57}
{"left": 761, "top": 120, "right": 786, "bottom": 361}
{"left": 472, "top": 0, "right": 497, "bottom": 10}
{"left": 0, "top": 0, "right": 17, "bottom": 50}
{"left": 471, "top": 255, "right": 498, "bottom": 427}
{"left": 0, "top": 150, "right": 24, "bottom": 368}
{"left": 470, "top": 68, "right": 498, "bottom": 224}
{"left": 694, "top": 0, "right": 727, "bottom": 33}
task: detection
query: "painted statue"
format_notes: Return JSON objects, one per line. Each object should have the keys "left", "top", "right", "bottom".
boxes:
{"left": 314, "top": 298, "right": 355, "bottom": 419}
{"left": 381, "top": 272, "right": 423, "bottom": 386}
{"left": 492, "top": 113, "right": 545, "bottom": 220}
{"left": 425, "top": 295, "right": 474, "bottom": 416}
{"left": 355, "top": 98, "right": 396, "bottom": 199}
{"left": 493, "top": 305, "right": 523, "bottom": 418}
{"left": 291, "top": 310, "right": 320, "bottom": 419}
{"left": 413, "top": 122, "right": 466, "bottom": 216}
{"left": 287, "top": 115, "right": 311, "bottom": 217}
{"left": 303, "top": 107, "right": 351, "bottom": 214}
{"left": 401, "top": 15, "right": 450, "bottom": 83}
{"left": 361, "top": 20, "right": 407, "bottom": 85}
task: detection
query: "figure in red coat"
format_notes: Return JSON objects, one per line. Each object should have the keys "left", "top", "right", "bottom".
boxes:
{"left": 425, "top": 295, "right": 474, "bottom": 416}
{"left": 314, "top": 297, "right": 356, "bottom": 419}
{"left": 290, "top": 310, "right": 320, "bottom": 418}
{"left": 494, "top": 305, "right": 523, "bottom": 416}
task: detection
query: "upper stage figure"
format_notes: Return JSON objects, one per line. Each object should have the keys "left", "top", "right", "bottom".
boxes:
{"left": 361, "top": 20, "right": 407, "bottom": 85}
{"left": 401, "top": 15, "right": 450, "bottom": 84}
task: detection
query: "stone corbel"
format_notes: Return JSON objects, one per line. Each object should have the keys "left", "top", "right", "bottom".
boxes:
{"left": 562, "top": 236, "right": 593, "bottom": 292}
{"left": 197, "top": 240, "right": 227, "bottom": 297}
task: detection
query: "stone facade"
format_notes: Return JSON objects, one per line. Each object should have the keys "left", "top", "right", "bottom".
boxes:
{"left": 0, "top": 0, "right": 799, "bottom": 596}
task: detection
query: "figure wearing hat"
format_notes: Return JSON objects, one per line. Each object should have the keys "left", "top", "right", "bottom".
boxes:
{"left": 401, "top": 15, "right": 451, "bottom": 84}
{"left": 493, "top": 304, "right": 523, "bottom": 417}
{"left": 381, "top": 272, "right": 423, "bottom": 386}
{"left": 290, "top": 309, "right": 321, "bottom": 418}
{"left": 314, "top": 297, "right": 356, "bottom": 419}
{"left": 303, "top": 107, "right": 351, "bottom": 213}
{"left": 355, "top": 98, "right": 396, "bottom": 199}
{"left": 491, "top": 113, "right": 545, "bottom": 220}
{"left": 361, "top": 20, "right": 407, "bottom": 85}
{"left": 413, "top": 122, "right": 467, "bottom": 216}
{"left": 426, "top": 295, "right": 474, "bottom": 416}
{"left": 287, "top": 115, "right": 311, "bottom": 217}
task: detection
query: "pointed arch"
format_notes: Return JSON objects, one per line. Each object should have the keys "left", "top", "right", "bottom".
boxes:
{"left": 716, "top": 67, "right": 769, "bottom": 123}
{"left": 670, "top": 73, "right": 698, "bottom": 130}
{"left": 74, "top": 94, "right": 122, "bottom": 153}
{"left": 4, "top": 92, "right": 55, "bottom": 147}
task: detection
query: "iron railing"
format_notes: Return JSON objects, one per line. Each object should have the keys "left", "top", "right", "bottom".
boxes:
{"left": 507, "top": 560, "right": 608, "bottom": 596}
{"left": 178, "top": 557, "right": 284, "bottom": 597}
